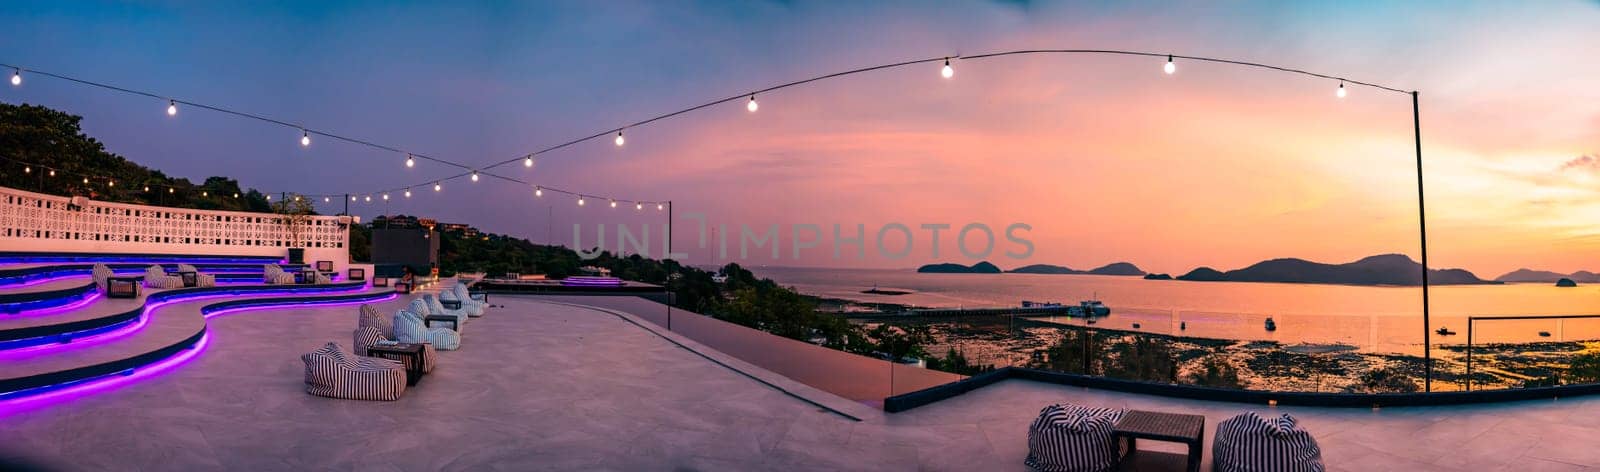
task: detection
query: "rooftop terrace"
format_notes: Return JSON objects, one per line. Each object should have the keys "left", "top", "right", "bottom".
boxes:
{"left": 5, "top": 291, "right": 1599, "bottom": 471}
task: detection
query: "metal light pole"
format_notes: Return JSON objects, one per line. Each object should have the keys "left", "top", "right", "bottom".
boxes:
{"left": 1413, "top": 91, "right": 1432, "bottom": 392}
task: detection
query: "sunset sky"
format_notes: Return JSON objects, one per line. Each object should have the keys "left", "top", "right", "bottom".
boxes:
{"left": 2, "top": 1, "right": 1597, "bottom": 276}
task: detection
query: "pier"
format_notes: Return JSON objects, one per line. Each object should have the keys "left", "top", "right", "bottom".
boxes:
{"left": 843, "top": 305, "right": 1084, "bottom": 320}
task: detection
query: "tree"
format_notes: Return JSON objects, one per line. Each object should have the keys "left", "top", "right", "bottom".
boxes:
{"left": 1354, "top": 366, "right": 1418, "bottom": 393}
{"left": 926, "top": 347, "right": 996, "bottom": 376}
{"left": 270, "top": 193, "right": 318, "bottom": 248}
{"left": 1186, "top": 354, "right": 1242, "bottom": 389}
{"left": 1030, "top": 329, "right": 1100, "bottom": 375}
{"left": 1105, "top": 336, "right": 1178, "bottom": 383}
{"left": 1568, "top": 352, "right": 1600, "bottom": 384}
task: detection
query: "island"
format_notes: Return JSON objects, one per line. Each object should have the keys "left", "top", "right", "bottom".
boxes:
{"left": 916, "top": 261, "right": 1002, "bottom": 273}
{"left": 1496, "top": 268, "right": 1600, "bottom": 284}
{"left": 1143, "top": 273, "right": 1173, "bottom": 280}
{"left": 1556, "top": 278, "right": 1578, "bottom": 287}
{"left": 1008, "top": 262, "right": 1145, "bottom": 276}
{"left": 1173, "top": 254, "right": 1496, "bottom": 286}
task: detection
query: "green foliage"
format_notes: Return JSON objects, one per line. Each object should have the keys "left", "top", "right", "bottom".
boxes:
{"left": 0, "top": 103, "right": 271, "bottom": 212}
{"left": 1568, "top": 352, "right": 1600, "bottom": 384}
{"left": 1105, "top": 336, "right": 1178, "bottom": 383}
{"left": 1355, "top": 366, "right": 1419, "bottom": 393}
{"left": 1030, "top": 329, "right": 1100, "bottom": 375}
{"left": 1185, "top": 354, "right": 1243, "bottom": 389}
{"left": 926, "top": 347, "right": 996, "bottom": 376}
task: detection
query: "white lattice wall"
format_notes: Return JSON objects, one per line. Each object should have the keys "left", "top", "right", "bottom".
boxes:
{"left": 0, "top": 185, "right": 351, "bottom": 271}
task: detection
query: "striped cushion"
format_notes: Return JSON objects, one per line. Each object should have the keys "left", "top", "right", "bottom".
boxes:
{"left": 1213, "top": 412, "right": 1324, "bottom": 472}
{"left": 1025, "top": 404, "right": 1125, "bottom": 472}
{"left": 314, "top": 273, "right": 332, "bottom": 284}
{"left": 91, "top": 263, "right": 113, "bottom": 291}
{"left": 263, "top": 264, "right": 296, "bottom": 284}
{"left": 300, "top": 342, "right": 406, "bottom": 401}
{"left": 394, "top": 309, "right": 460, "bottom": 350}
{"left": 423, "top": 294, "right": 470, "bottom": 327}
{"left": 353, "top": 326, "right": 437, "bottom": 373}
{"left": 358, "top": 304, "right": 393, "bottom": 338}
{"left": 440, "top": 289, "right": 484, "bottom": 317}
{"left": 143, "top": 265, "right": 184, "bottom": 289}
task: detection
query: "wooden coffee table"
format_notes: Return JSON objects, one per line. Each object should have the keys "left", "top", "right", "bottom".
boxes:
{"left": 365, "top": 343, "right": 426, "bottom": 386}
{"left": 1113, "top": 410, "right": 1205, "bottom": 472}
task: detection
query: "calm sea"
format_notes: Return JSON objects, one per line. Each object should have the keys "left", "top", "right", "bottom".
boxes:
{"left": 748, "top": 266, "right": 1600, "bottom": 354}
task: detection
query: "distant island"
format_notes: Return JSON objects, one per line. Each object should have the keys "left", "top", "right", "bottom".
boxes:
{"left": 1174, "top": 254, "right": 1497, "bottom": 286}
{"left": 1143, "top": 273, "right": 1173, "bottom": 280}
{"left": 1556, "top": 278, "right": 1578, "bottom": 287}
{"left": 916, "top": 261, "right": 1002, "bottom": 273}
{"left": 1495, "top": 268, "right": 1600, "bottom": 284}
{"left": 1008, "top": 262, "right": 1145, "bottom": 276}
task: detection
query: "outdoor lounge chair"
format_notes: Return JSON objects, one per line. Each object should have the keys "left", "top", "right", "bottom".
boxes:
{"left": 143, "top": 265, "right": 184, "bottom": 289}
{"left": 358, "top": 304, "right": 393, "bottom": 337}
{"left": 91, "top": 263, "right": 113, "bottom": 291}
{"left": 356, "top": 305, "right": 433, "bottom": 372}
{"left": 394, "top": 305, "right": 460, "bottom": 350}
{"left": 422, "top": 294, "right": 471, "bottom": 326}
{"left": 354, "top": 325, "right": 435, "bottom": 373}
{"left": 1025, "top": 403, "right": 1126, "bottom": 472}
{"left": 176, "top": 264, "right": 217, "bottom": 287}
{"left": 262, "top": 264, "right": 296, "bottom": 285}
{"left": 440, "top": 286, "right": 484, "bottom": 318}
{"left": 1212, "top": 412, "right": 1324, "bottom": 472}
{"left": 449, "top": 283, "right": 488, "bottom": 316}
{"left": 300, "top": 342, "right": 407, "bottom": 401}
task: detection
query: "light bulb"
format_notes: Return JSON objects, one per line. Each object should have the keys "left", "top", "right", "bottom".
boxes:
{"left": 1336, "top": 82, "right": 1347, "bottom": 98}
{"left": 610, "top": 199, "right": 617, "bottom": 208}
{"left": 233, "top": 193, "right": 238, "bottom": 198}
{"left": 167, "top": 100, "right": 177, "bottom": 116}
{"left": 471, "top": 171, "right": 479, "bottom": 182}
{"left": 300, "top": 130, "right": 310, "bottom": 147}
{"left": 404, "top": 189, "right": 411, "bottom": 198}
{"left": 266, "top": 195, "right": 271, "bottom": 200}
{"left": 48, "top": 170, "right": 55, "bottom": 177}
{"left": 1164, "top": 55, "right": 1176, "bottom": 75}
{"left": 635, "top": 202, "right": 643, "bottom": 210}
{"left": 143, "top": 186, "right": 149, "bottom": 192}
{"left": 169, "top": 187, "right": 175, "bottom": 194}
{"left": 108, "top": 180, "right": 114, "bottom": 187}
{"left": 406, "top": 154, "right": 415, "bottom": 168}
{"left": 364, "top": 195, "right": 371, "bottom": 202}
{"left": 295, "top": 196, "right": 301, "bottom": 201}
{"left": 349, "top": 196, "right": 355, "bottom": 202}
{"left": 941, "top": 58, "right": 954, "bottom": 79}
{"left": 10, "top": 69, "right": 19, "bottom": 86}
{"left": 433, "top": 182, "right": 441, "bottom": 192}
{"left": 578, "top": 197, "right": 586, "bottom": 206}
{"left": 657, "top": 203, "right": 664, "bottom": 211}
{"left": 747, "top": 95, "right": 759, "bottom": 112}
{"left": 535, "top": 187, "right": 543, "bottom": 197}
{"left": 382, "top": 194, "right": 389, "bottom": 201}
{"left": 614, "top": 131, "right": 625, "bottom": 147}
{"left": 23, "top": 167, "right": 29, "bottom": 174}
{"left": 83, "top": 177, "right": 89, "bottom": 184}
{"left": 202, "top": 191, "right": 207, "bottom": 197}
{"left": 524, "top": 156, "right": 534, "bottom": 167}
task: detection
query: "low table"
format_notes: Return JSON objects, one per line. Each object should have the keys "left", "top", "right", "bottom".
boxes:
{"left": 365, "top": 343, "right": 425, "bottom": 386}
{"left": 423, "top": 315, "right": 459, "bottom": 331}
{"left": 107, "top": 276, "right": 141, "bottom": 298}
{"left": 1113, "top": 410, "right": 1206, "bottom": 472}
{"left": 169, "top": 271, "right": 198, "bottom": 287}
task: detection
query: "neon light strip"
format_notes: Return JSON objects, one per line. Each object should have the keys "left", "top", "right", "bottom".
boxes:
{"left": 3, "top": 291, "right": 102, "bottom": 319}
{"left": 0, "top": 333, "right": 209, "bottom": 417}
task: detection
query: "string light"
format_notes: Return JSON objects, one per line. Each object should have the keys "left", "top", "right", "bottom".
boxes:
{"left": 167, "top": 100, "right": 177, "bottom": 116}
{"left": 635, "top": 202, "right": 643, "bottom": 210}
{"left": 294, "top": 196, "right": 301, "bottom": 201}
{"left": 1164, "top": 55, "right": 1176, "bottom": 75}
{"left": 48, "top": 169, "right": 54, "bottom": 177}
{"left": 382, "top": 193, "right": 388, "bottom": 201}
{"left": 82, "top": 177, "right": 89, "bottom": 184}
{"left": 107, "top": 180, "right": 114, "bottom": 187}
{"left": 23, "top": 166, "right": 29, "bottom": 174}
{"left": 169, "top": 187, "right": 174, "bottom": 194}
{"left": 535, "top": 187, "right": 543, "bottom": 197}
{"left": 233, "top": 193, "right": 239, "bottom": 198}
{"left": 524, "top": 155, "right": 534, "bottom": 167}
{"left": 300, "top": 130, "right": 310, "bottom": 147}
{"left": 609, "top": 199, "right": 617, "bottom": 208}
{"left": 578, "top": 197, "right": 586, "bottom": 206}
{"left": 657, "top": 203, "right": 664, "bottom": 211}
{"left": 266, "top": 194, "right": 272, "bottom": 201}
{"left": 941, "top": 58, "right": 954, "bottom": 79}
{"left": 201, "top": 191, "right": 207, "bottom": 197}
{"left": 404, "top": 188, "right": 411, "bottom": 198}
{"left": 471, "top": 171, "right": 479, "bottom": 182}
{"left": 364, "top": 195, "right": 371, "bottom": 202}
{"left": 9, "top": 69, "right": 19, "bottom": 86}
{"left": 747, "top": 95, "right": 759, "bottom": 112}
{"left": 1337, "top": 81, "right": 1347, "bottom": 99}
{"left": 614, "top": 131, "right": 625, "bottom": 147}
{"left": 405, "top": 154, "right": 415, "bottom": 168}
{"left": 349, "top": 195, "right": 356, "bottom": 202}
{"left": 434, "top": 182, "right": 441, "bottom": 192}
{"left": 143, "top": 186, "right": 149, "bottom": 192}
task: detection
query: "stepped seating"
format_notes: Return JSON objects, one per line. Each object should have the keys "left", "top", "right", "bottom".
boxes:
{"left": 0, "top": 253, "right": 396, "bottom": 401}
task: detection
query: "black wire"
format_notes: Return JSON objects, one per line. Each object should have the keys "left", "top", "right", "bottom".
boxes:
{"left": 956, "top": 49, "right": 1414, "bottom": 94}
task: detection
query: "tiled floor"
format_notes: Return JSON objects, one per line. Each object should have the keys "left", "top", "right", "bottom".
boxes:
{"left": 2, "top": 292, "right": 1598, "bottom": 471}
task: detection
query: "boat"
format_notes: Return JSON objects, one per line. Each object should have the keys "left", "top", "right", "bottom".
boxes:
{"left": 1021, "top": 300, "right": 1063, "bottom": 308}
{"left": 1539, "top": 331, "right": 1552, "bottom": 337}
{"left": 1080, "top": 300, "right": 1111, "bottom": 317}
{"left": 1180, "top": 321, "right": 1187, "bottom": 330}
{"left": 1436, "top": 327, "right": 1456, "bottom": 336}
{"left": 1264, "top": 317, "right": 1277, "bottom": 331}
{"left": 1131, "top": 322, "right": 1141, "bottom": 329}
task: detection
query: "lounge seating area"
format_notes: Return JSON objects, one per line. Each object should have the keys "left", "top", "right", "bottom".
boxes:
{"left": 142, "top": 264, "right": 184, "bottom": 289}
{"left": 1023, "top": 403, "right": 1324, "bottom": 472}
{"left": 175, "top": 264, "right": 217, "bottom": 288}
{"left": 262, "top": 264, "right": 297, "bottom": 285}
{"left": 297, "top": 285, "right": 488, "bottom": 401}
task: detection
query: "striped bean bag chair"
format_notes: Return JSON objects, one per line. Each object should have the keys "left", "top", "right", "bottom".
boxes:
{"left": 394, "top": 307, "right": 460, "bottom": 351}
{"left": 143, "top": 265, "right": 184, "bottom": 289}
{"left": 439, "top": 288, "right": 484, "bottom": 318}
{"left": 313, "top": 272, "right": 332, "bottom": 284}
{"left": 1025, "top": 404, "right": 1126, "bottom": 472}
{"left": 353, "top": 325, "right": 436, "bottom": 373}
{"left": 262, "top": 264, "right": 296, "bottom": 285}
{"left": 176, "top": 264, "right": 217, "bottom": 287}
{"left": 422, "top": 294, "right": 470, "bottom": 328}
{"left": 91, "top": 263, "right": 114, "bottom": 292}
{"left": 300, "top": 342, "right": 406, "bottom": 401}
{"left": 1213, "top": 412, "right": 1324, "bottom": 472}
{"left": 358, "top": 304, "right": 394, "bottom": 337}
{"left": 450, "top": 284, "right": 488, "bottom": 316}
